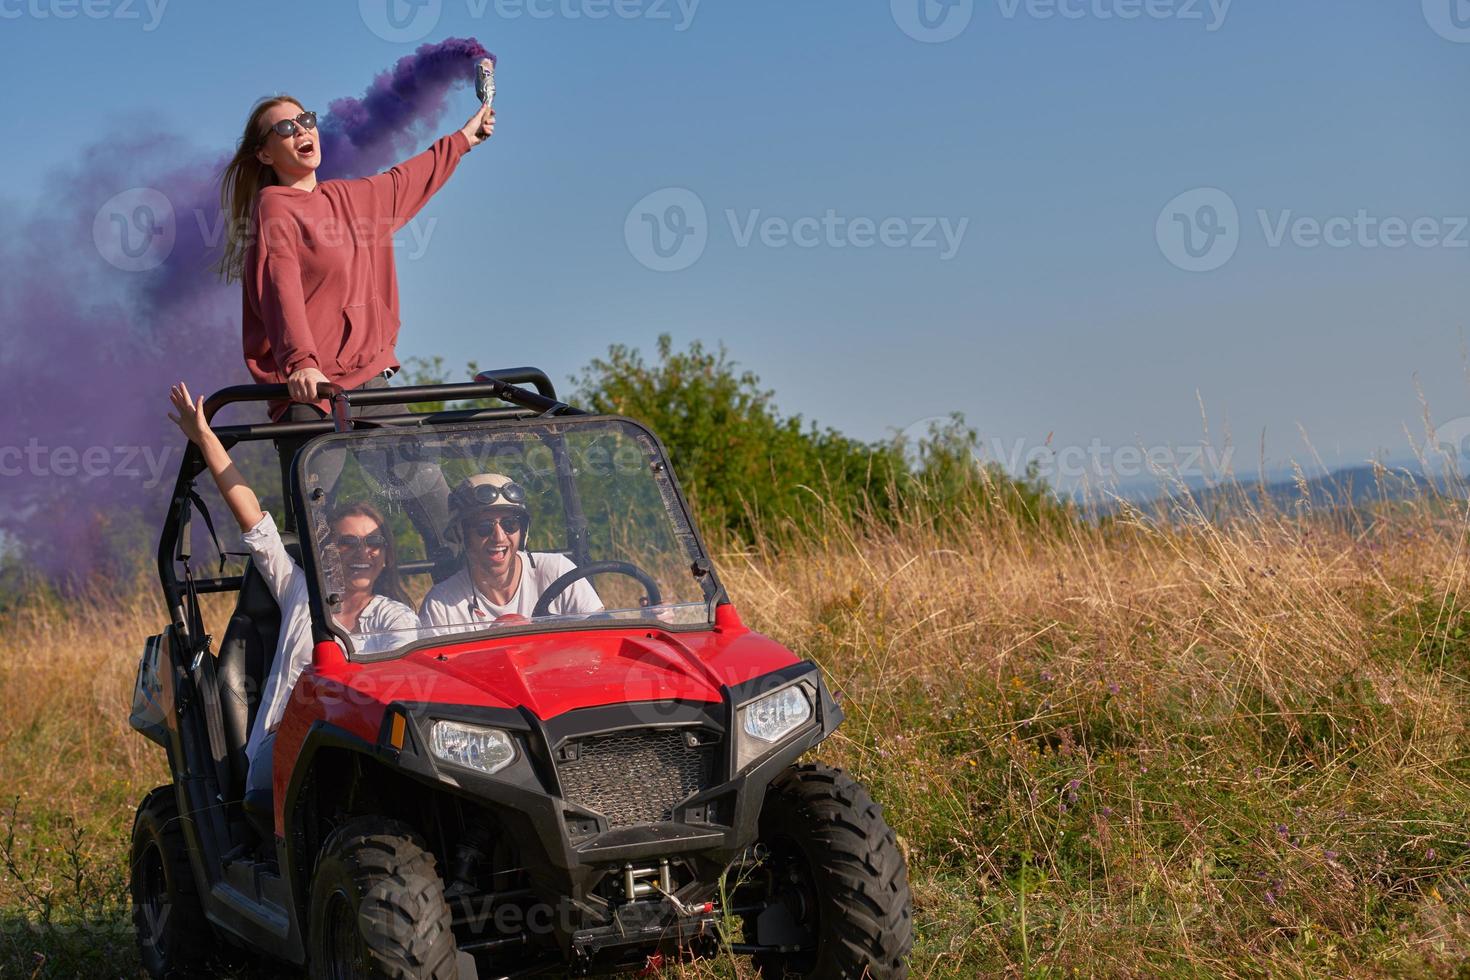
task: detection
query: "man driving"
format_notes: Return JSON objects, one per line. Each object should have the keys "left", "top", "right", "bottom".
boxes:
{"left": 419, "top": 473, "right": 604, "bottom": 635}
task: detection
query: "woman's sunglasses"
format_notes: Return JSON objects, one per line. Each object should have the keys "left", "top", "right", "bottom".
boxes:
{"left": 469, "top": 516, "right": 526, "bottom": 538}
{"left": 267, "top": 111, "right": 318, "bottom": 139}
{"left": 335, "top": 533, "right": 386, "bottom": 551}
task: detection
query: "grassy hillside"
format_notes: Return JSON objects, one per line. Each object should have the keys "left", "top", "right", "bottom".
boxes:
{"left": 4, "top": 488, "right": 1470, "bottom": 977}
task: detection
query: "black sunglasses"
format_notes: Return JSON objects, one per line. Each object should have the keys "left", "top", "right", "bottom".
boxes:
{"left": 335, "top": 533, "right": 386, "bottom": 551}
{"left": 267, "top": 111, "right": 318, "bottom": 139}
{"left": 469, "top": 516, "right": 526, "bottom": 538}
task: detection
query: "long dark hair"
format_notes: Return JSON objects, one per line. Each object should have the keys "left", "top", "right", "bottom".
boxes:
{"left": 214, "top": 94, "right": 305, "bottom": 284}
{"left": 329, "top": 502, "right": 410, "bottom": 607}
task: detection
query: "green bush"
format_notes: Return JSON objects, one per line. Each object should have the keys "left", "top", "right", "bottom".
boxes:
{"left": 570, "top": 335, "right": 907, "bottom": 540}
{"left": 570, "top": 335, "right": 1069, "bottom": 542}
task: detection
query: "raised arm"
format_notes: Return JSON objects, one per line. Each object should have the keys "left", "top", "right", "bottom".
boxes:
{"left": 168, "top": 382, "right": 264, "bottom": 532}
{"left": 354, "top": 105, "right": 493, "bottom": 233}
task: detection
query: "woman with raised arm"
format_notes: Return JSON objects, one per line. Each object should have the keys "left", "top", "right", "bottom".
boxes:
{"left": 214, "top": 92, "right": 494, "bottom": 538}
{"left": 168, "top": 381, "right": 417, "bottom": 805}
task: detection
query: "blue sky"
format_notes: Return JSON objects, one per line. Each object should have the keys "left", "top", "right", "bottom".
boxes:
{"left": 4, "top": 0, "right": 1470, "bottom": 488}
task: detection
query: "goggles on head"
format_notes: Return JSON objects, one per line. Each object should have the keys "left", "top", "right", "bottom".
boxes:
{"left": 452, "top": 480, "right": 527, "bottom": 513}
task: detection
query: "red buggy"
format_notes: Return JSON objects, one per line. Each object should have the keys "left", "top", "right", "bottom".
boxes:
{"left": 128, "top": 371, "right": 912, "bottom": 978}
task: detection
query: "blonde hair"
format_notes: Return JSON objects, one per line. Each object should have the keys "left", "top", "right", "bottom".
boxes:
{"left": 213, "top": 95, "right": 305, "bottom": 284}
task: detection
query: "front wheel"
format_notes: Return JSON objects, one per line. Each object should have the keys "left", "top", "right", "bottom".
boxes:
{"left": 742, "top": 763, "right": 914, "bottom": 979}
{"left": 307, "top": 817, "right": 459, "bottom": 980}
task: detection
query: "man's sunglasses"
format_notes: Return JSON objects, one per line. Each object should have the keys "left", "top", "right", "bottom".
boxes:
{"left": 335, "top": 533, "right": 386, "bottom": 551}
{"left": 469, "top": 516, "right": 526, "bottom": 538}
{"left": 267, "top": 111, "right": 318, "bottom": 139}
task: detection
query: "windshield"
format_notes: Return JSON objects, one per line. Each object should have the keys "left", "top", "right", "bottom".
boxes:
{"left": 297, "top": 417, "right": 717, "bottom": 659}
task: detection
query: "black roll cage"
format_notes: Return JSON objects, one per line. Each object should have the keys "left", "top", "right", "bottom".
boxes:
{"left": 154, "top": 367, "right": 617, "bottom": 648}
{"left": 157, "top": 367, "right": 727, "bottom": 657}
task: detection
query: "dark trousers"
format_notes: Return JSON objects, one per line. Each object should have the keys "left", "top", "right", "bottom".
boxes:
{"left": 274, "top": 376, "right": 452, "bottom": 560}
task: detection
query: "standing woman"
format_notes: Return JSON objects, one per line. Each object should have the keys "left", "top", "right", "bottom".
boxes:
{"left": 214, "top": 94, "right": 494, "bottom": 534}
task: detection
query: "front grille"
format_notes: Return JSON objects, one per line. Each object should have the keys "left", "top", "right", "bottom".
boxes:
{"left": 556, "top": 728, "right": 718, "bottom": 828}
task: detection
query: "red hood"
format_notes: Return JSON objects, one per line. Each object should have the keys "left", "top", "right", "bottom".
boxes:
{"left": 330, "top": 621, "right": 799, "bottom": 721}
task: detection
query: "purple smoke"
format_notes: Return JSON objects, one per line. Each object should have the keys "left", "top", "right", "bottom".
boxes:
{"left": 0, "top": 38, "right": 489, "bottom": 585}
{"left": 318, "top": 37, "right": 491, "bottom": 180}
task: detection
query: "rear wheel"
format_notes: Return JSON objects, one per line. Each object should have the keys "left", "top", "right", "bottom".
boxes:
{"left": 130, "top": 786, "right": 210, "bottom": 979}
{"left": 307, "top": 817, "right": 459, "bottom": 980}
{"left": 743, "top": 764, "right": 913, "bottom": 979}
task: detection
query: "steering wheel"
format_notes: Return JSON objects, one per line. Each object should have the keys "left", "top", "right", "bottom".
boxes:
{"left": 531, "top": 560, "right": 662, "bottom": 619}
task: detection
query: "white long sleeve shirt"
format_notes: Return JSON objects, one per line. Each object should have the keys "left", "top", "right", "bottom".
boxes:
{"left": 240, "top": 513, "right": 417, "bottom": 781}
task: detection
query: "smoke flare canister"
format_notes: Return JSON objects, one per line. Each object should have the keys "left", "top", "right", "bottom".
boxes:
{"left": 476, "top": 56, "right": 496, "bottom": 108}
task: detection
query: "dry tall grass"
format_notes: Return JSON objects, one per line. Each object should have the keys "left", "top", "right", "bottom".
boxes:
{"left": 3, "top": 484, "right": 1470, "bottom": 977}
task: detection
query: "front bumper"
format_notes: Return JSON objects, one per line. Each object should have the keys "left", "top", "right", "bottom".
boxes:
{"left": 380, "top": 661, "right": 841, "bottom": 953}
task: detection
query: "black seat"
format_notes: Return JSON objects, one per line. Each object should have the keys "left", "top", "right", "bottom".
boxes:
{"left": 215, "top": 533, "right": 299, "bottom": 804}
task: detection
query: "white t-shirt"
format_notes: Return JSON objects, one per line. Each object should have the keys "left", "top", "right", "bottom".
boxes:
{"left": 240, "top": 513, "right": 417, "bottom": 785}
{"left": 419, "top": 552, "right": 604, "bottom": 637}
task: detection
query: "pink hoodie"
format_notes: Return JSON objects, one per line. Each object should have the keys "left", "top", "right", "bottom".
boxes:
{"left": 242, "top": 130, "right": 471, "bottom": 418}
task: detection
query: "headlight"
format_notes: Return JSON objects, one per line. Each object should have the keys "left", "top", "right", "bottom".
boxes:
{"left": 743, "top": 685, "right": 813, "bottom": 742}
{"left": 429, "top": 721, "right": 516, "bottom": 776}
{"left": 737, "top": 683, "right": 814, "bottom": 769}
